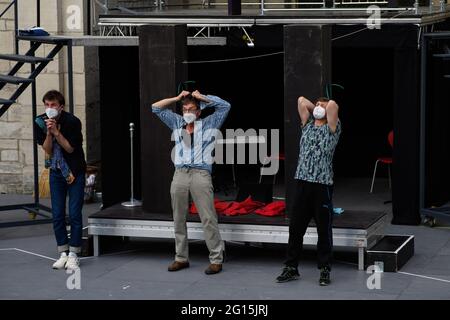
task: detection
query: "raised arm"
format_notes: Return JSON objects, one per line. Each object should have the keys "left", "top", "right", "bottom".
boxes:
{"left": 152, "top": 90, "right": 190, "bottom": 109}
{"left": 192, "top": 90, "right": 231, "bottom": 129}
{"left": 150, "top": 91, "right": 189, "bottom": 129}
{"left": 326, "top": 100, "right": 339, "bottom": 133}
{"left": 297, "top": 96, "right": 315, "bottom": 127}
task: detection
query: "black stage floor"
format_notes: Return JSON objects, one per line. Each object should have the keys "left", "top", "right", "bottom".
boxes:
{"left": 90, "top": 203, "right": 386, "bottom": 229}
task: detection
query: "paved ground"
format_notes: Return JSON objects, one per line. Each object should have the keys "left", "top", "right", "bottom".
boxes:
{"left": 1, "top": 189, "right": 449, "bottom": 300}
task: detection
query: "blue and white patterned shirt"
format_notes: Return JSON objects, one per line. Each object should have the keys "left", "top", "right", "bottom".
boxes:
{"left": 152, "top": 95, "right": 231, "bottom": 173}
{"left": 295, "top": 117, "right": 341, "bottom": 185}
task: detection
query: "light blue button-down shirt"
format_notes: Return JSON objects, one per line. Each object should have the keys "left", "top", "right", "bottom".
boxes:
{"left": 152, "top": 95, "right": 231, "bottom": 173}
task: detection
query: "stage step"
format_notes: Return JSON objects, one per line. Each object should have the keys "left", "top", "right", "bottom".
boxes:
{"left": 0, "top": 74, "right": 34, "bottom": 84}
{"left": 366, "top": 235, "right": 414, "bottom": 272}
{"left": 0, "top": 98, "right": 15, "bottom": 105}
{"left": 0, "top": 54, "right": 52, "bottom": 64}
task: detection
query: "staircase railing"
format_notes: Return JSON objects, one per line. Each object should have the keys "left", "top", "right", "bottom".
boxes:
{"left": 0, "top": 0, "right": 42, "bottom": 54}
{"left": 0, "top": 0, "right": 18, "bottom": 53}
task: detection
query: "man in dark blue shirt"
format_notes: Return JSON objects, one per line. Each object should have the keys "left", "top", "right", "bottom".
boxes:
{"left": 35, "top": 90, "right": 86, "bottom": 270}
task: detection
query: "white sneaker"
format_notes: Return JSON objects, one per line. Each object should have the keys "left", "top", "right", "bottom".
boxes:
{"left": 65, "top": 254, "right": 80, "bottom": 270}
{"left": 52, "top": 252, "right": 68, "bottom": 270}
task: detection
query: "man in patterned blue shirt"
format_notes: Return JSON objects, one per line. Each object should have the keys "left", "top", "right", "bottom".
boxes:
{"left": 151, "top": 90, "right": 231, "bottom": 275}
{"left": 276, "top": 96, "right": 341, "bottom": 286}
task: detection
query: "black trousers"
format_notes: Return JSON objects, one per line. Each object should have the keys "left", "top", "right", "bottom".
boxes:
{"left": 285, "top": 180, "right": 334, "bottom": 270}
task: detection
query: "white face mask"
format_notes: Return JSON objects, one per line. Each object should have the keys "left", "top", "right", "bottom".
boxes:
{"left": 183, "top": 113, "right": 197, "bottom": 124}
{"left": 45, "top": 107, "right": 59, "bottom": 119}
{"left": 313, "top": 106, "right": 326, "bottom": 120}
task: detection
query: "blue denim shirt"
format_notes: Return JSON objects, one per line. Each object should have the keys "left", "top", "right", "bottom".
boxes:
{"left": 152, "top": 95, "right": 231, "bottom": 173}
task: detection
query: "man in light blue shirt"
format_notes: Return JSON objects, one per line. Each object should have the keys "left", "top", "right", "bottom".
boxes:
{"left": 152, "top": 90, "right": 231, "bottom": 275}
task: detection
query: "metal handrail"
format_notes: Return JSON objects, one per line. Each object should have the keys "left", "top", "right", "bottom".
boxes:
{"left": 0, "top": 0, "right": 15, "bottom": 19}
{"left": 1, "top": 1, "right": 41, "bottom": 54}
{"left": 0, "top": 0, "right": 18, "bottom": 53}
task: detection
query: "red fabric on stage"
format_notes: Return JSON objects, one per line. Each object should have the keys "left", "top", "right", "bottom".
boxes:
{"left": 189, "top": 202, "right": 198, "bottom": 214}
{"left": 189, "top": 197, "right": 284, "bottom": 217}
{"left": 189, "top": 198, "right": 233, "bottom": 215}
{"left": 254, "top": 201, "right": 286, "bottom": 216}
{"left": 215, "top": 200, "right": 233, "bottom": 213}
{"left": 222, "top": 196, "right": 265, "bottom": 216}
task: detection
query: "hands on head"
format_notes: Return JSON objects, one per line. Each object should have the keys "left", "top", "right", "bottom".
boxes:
{"left": 177, "top": 90, "right": 203, "bottom": 101}
{"left": 177, "top": 90, "right": 191, "bottom": 101}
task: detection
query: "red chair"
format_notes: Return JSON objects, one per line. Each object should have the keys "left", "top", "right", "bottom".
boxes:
{"left": 370, "top": 130, "right": 393, "bottom": 193}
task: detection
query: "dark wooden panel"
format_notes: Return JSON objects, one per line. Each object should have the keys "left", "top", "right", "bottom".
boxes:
{"left": 283, "top": 25, "right": 332, "bottom": 217}
{"left": 392, "top": 47, "right": 421, "bottom": 225}
{"left": 138, "top": 25, "right": 188, "bottom": 214}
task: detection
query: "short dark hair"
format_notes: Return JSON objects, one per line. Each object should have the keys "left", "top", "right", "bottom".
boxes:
{"left": 315, "top": 97, "right": 330, "bottom": 104}
{"left": 181, "top": 94, "right": 200, "bottom": 109}
{"left": 42, "top": 90, "right": 65, "bottom": 106}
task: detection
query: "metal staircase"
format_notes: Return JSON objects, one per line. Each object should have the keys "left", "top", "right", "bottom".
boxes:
{"left": 0, "top": 38, "right": 66, "bottom": 117}
{"left": 0, "top": 1, "right": 74, "bottom": 227}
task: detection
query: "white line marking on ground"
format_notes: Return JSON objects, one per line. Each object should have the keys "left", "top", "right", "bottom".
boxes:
{"left": 398, "top": 271, "right": 450, "bottom": 284}
{"left": 13, "top": 248, "right": 56, "bottom": 261}
{"left": 334, "top": 259, "right": 358, "bottom": 267}
{"left": 0, "top": 248, "right": 56, "bottom": 261}
{"left": 1, "top": 247, "right": 143, "bottom": 261}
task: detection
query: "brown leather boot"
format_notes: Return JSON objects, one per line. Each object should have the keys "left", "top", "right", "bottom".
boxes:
{"left": 168, "top": 261, "right": 190, "bottom": 272}
{"left": 205, "top": 263, "right": 222, "bottom": 275}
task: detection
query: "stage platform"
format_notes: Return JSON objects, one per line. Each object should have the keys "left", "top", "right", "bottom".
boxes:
{"left": 88, "top": 204, "right": 389, "bottom": 270}
{"left": 98, "top": 5, "right": 450, "bottom": 27}
{"left": 36, "top": 6, "right": 450, "bottom": 47}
